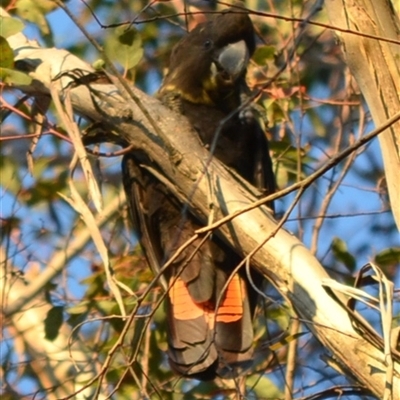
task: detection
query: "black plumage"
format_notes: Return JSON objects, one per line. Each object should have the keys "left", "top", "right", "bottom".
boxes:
{"left": 122, "top": 10, "right": 275, "bottom": 380}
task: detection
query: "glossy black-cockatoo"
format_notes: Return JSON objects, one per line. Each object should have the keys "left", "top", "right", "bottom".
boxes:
{"left": 122, "top": 9, "right": 275, "bottom": 380}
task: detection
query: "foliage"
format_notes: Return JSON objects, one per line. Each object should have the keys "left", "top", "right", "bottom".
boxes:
{"left": 1, "top": 0, "right": 399, "bottom": 399}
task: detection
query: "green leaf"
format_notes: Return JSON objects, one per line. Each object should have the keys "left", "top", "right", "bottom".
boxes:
{"left": 24, "top": 175, "right": 68, "bottom": 206}
{"left": 95, "top": 299, "right": 119, "bottom": 315}
{"left": 307, "top": 106, "right": 329, "bottom": 137}
{"left": 105, "top": 26, "right": 143, "bottom": 71}
{"left": 0, "top": 67, "right": 32, "bottom": 85}
{"left": 82, "top": 273, "right": 108, "bottom": 299}
{"left": 331, "top": 237, "right": 356, "bottom": 272}
{"left": 374, "top": 247, "right": 400, "bottom": 267}
{"left": 0, "top": 16, "right": 25, "bottom": 38}
{"left": 67, "top": 301, "right": 90, "bottom": 315}
{"left": 0, "top": 37, "right": 14, "bottom": 69}
{"left": 253, "top": 45, "right": 276, "bottom": 65}
{"left": 246, "top": 373, "right": 283, "bottom": 398}
{"left": 264, "top": 304, "right": 292, "bottom": 330}
{"left": 0, "top": 37, "right": 32, "bottom": 85}
{"left": 92, "top": 58, "right": 106, "bottom": 70}
{"left": 0, "top": 154, "right": 21, "bottom": 195}
{"left": 16, "top": 0, "right": 55, "bottom": 36}
{"left": 44, "top": 306, "right": 64, "bottom": 341}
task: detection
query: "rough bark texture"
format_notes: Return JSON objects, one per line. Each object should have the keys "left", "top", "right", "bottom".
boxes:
{"left": 3, "top": 9, "right": 400, "bottom": 398}
{"left": 325, "top": 0, "right": 400, "bottom": 231}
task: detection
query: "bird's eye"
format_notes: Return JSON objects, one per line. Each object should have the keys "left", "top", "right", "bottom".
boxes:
{"left": 204, "top": 40, "right": 213, "bottom": 49}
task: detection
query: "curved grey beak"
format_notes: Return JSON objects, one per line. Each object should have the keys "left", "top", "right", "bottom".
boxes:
{"left": 217, "top": 40, "right": 249, "bottom": 79}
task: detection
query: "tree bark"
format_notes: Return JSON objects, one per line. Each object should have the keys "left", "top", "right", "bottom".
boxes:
{"left": 325, "top": 0, "right": 400, "bottom": 231}
{"left": 3, "top": 8, "right": 399, "bottom": 398}
{"left": 0, "top": 249, "right": 104, "bottom": 400}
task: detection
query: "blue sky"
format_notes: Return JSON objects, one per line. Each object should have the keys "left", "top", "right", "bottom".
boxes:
{"left": 2, "top": 1, "right": 399, "bottom": 397}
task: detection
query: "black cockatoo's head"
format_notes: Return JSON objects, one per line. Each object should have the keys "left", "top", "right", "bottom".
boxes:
{"left": 159, "top": 11, "right": 256, "bottom": 108}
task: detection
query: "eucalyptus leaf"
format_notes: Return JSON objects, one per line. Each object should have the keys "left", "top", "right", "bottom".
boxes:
{"left": 332, "top": 237, "right": 356, "bottom": 272}
{"left": 0, "top": 67, "right": 32, "bottom": 85}
{"left": 0, "top": 16, "right": 25, "bottom": 38}
{"left": 105, "top": 26, "right": 143, "bottom": 71}
{"left": 0, "top": 36, "right": 14, "bottom": 68}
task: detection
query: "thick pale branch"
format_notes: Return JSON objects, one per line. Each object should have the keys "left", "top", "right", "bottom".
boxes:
{"left": 4, "top": 17, "right": 399, "bottom": 398}
{"left": 0, "top": 249, "right": 102, "bottom": 400}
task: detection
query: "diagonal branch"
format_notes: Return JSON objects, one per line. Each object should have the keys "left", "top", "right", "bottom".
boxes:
{"left": 3, "top": 13, "right": 399, "bottom": 398}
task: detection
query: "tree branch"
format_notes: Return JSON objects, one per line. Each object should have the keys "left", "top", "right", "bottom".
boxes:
{"left": 3, "top": 11, "right": 399, "bottom": 398}
{"left": 325, "top": 0, "right": 400, "bottom": 231}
